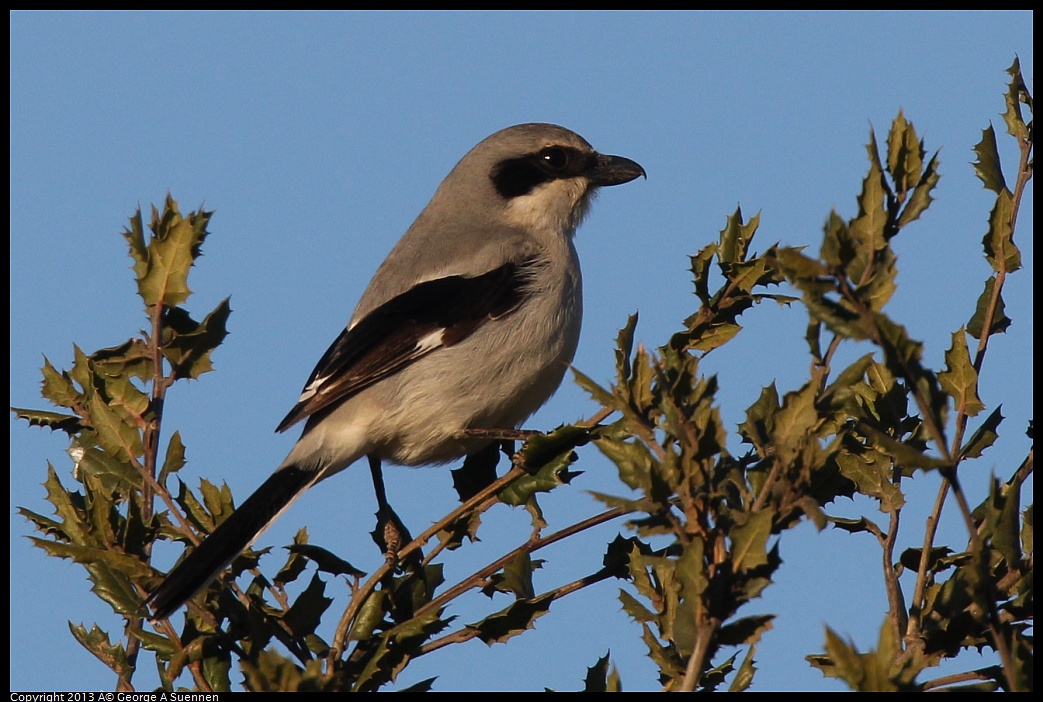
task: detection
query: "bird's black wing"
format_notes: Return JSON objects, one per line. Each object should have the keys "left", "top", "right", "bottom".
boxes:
{"left": 275, "top": 259, "right": 531, "bottom": 432}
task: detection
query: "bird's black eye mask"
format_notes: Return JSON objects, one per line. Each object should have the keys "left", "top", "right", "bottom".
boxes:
{"left": 490, "top": 146, "right": 596, "bottom": 199}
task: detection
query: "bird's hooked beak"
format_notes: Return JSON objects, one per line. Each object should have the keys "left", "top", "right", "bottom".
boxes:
{"left": 588, "top": 153, "right": 646, "bottom": 187}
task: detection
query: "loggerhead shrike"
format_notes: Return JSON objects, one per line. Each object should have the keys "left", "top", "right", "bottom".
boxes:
{"left": 147, "top": 123, "right": 644, "bottom": 619}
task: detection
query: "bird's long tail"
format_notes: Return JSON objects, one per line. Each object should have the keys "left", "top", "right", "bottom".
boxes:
{"left": 146, "top": 465, "right": 319, "bottom": 619}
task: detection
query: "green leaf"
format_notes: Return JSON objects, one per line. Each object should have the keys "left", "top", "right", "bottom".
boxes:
{"left": 160, "top": 299, "right": 232, "bottom": 379}
{"left": 90, "top": 338, "right": 154, "bottom": 382}
{"left": 482, "top": 552, "right": 540, "bottom": 599}
{"left": 38, "top": 464, "right": 91, "bottom": 544}
{"left": 517, "top": 424, "right": 592, "bottom": 469}
{"left": 849, "top": 132, "right": 887, "bottom": 272}
{"left": 857, "top": 246, "right": 897, "bottom": 312}
{"left": 398, "top": 678, "right": 438, "bottom": 693}
{"left": 347, "top": 590, "right": 388, "bottom": 642}
{"left": 804, "top": 294, "right": 871, "bottom": 341}
{"left": 122, "top": 207, "right": 149, "bottom": 281}
{"left": 158, "top": 431, "right": 187, "bottom": 486}
{"left": 10, "top": 407, "right": 83, "bottom": 434}
{"left": 498, "top": 448, "right": 580, "bottom": 507}
{"left": 836, "top": 447, "right": 906, "bottom": 512}
{"left": 897, "top": 151, "right": 940, "bottom": 227}
{"left": 717, "top": 614, "right": 775, "bottom": 646}
{"left": 129, "top": 625, "right": 178, "bottom": 658}
{"left": 898, "top": 546, "right": 960, "bottom": 574}
{"left": 729, "top": 510, "right": 773, "bottom": 572}
{"left": 172, "top": 478, "right": 211, "bottom": 531}
{"left": 18, "top": 505, "right": 64, "bottom": 540}
{"left": 820, "top": 210, "right": 850, "bottom": 269}
{"left": 285, "top": 543, "right": 366, "bottom": 578}
{"left": 69, "top": 623, "right": 129, "bottom": 675}
{"left": 818, "top": 626, "right": 881, "bottom": 690}
{"left": 982, "top": 189, "right": 1021, "bottom": 273}
{"left": 73, "top": 441, "right": 140, "bottom": 490}
{"left": 29, "top": 537, "right": 154, "bottom": 579}
{"left": 690, "top": 242, "right": 717, "bottom": 305}
{"left": 727, "top": 256, "right": 769, "bottom": 294}
{"left": 820, "top": 353, "right": 875, "bottom": 411}
{"left": 594, "top": 436, "right": 656, "bottom": 494}
{"left": 974, "top": 477, "right": 1023, "bottom": 568}
{"left": 938, "top": 329, "right": 984, "bottom": 417}
{"left": 886, "top": 110, "right": 923, "bottom": 196}
{"left": 281, "top": 573, "right": 333, "bottom": 638}
{"left": 239, "top": 649, "right": 326, "bottom": 692}
{"left": 1001, "top": 56, "right": 1031, "bottom": 141}
{"left": 199, "top": 478, "right": 235, "bottom": 525}
{"left": 771, "top": 382, "right": 818, "bottom": 468}
{"left": 85, "top": 560, "right": 142, "bottom": 616}
{"left": 84, "top": 381, "right": 142, "bottom": 463}
{"left": 960, "top": 405, "right": 1003, "bottom": 460}
{"left": 967, "top": 276, "right": 1012, "bottom": 338}
{"left": 618, "top": 588, "right": 657, "bottom": 623}
{"left": 572, "top": 366, "right": 615, "bottom": 408}
{"left": 972, "top": 125, "right": 1008, "bottom": 194}
{"left": 467, "top": 593, "right": 554, "bottom": 645}
{"left": 717, "top": 206, "right": 758, "bottom": 265}
{"left": 774, "top": 245, "right": 829, "bottom": 282}
{"left": 68, "top": 345, "right": 92, "bottom": 395}
{"left": 135, "top": 197, "right": 213, "bottom": 308}
{"left": 738, "top": 382, "right": 779, "bottom": 456}
{"left": 869, "top": 314, "right": 949, "bottom": 443}
{"left": 829, "top": 516, "right": 876, "bottom": 534}
{"left": 728, "top": 645, "right": 759, "bottom": 692}
{"left": 583, "top": 652, "right": 621, "bottom": 692}
{"left": 614, "top": 313, "right": 638, "bottom": 388}
{"left": 450, "top": 441, "right": 500, "bottom": 503}
{"left": 687, "top": 322, "right": 742, "bottom": 353}
{"left": 273, "top": 528, "right": 311, "bottom": 586}
{"left": 39, "top": 357, "right": 83, "bottom": 409}
{"left": 856, "top": 423, "right": 950, "bottom": 473}
{"left": 700, "top": 651, "right": 739, "bottom": 692}
{"left": 804, "top": 319, "right": 823, "bottom": 364}
{"left": 674, "top": 537, "right": 708, "bottom": 603}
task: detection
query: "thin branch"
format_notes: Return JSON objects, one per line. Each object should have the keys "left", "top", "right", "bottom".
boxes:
{"left": 922, "top": 669, "right": 1000, "bottom": 691}
{"left": 416, "top": 565, "right": 621, "bottom": 657}
{"left": 120, "top": 301, "right": 170, "bottom": 692}
{"left": 327, "top": 465, "right": 529, "bottom": 668}
{"left": 679, "top": 616, "right": 720, "bottom": 692}
{"left": 882, "top": 465, "right": 907, "bottom": 647}
{"left": 905, "top": 477, "right": 950, "bottom": 642}
{"left": 415, "top": 506, "right": 630, "bottom": 619}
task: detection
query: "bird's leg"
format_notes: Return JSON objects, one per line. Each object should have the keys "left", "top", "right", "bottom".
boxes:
{"left": 367, "top": 455, "right": 414, "bottom": 566}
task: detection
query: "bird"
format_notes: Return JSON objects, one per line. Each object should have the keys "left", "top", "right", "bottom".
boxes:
{"left": 146, "top": 123, "right": 645, "bottom": 619}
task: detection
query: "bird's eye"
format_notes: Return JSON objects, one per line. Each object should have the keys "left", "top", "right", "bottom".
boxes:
{"left": 540, "top": 147, "right": 569, "bottom": 170}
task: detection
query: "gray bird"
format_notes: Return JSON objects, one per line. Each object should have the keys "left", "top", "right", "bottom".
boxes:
{"left": 147, "top": 123, "right": 644, "bottom": 619}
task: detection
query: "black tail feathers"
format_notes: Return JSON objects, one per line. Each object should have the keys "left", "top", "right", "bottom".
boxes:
{"left": 147, "top": 465, "right": 317, "bottom": 619}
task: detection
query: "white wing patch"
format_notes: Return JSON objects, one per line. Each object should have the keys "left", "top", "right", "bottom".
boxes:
{"left": 297, "top": 377, "right": 325, "bottom": 403}
{"left": 415, "top": 328, "right": 446, "bottom": 353}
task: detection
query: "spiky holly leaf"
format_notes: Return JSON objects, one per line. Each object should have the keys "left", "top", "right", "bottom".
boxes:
{"left": 938, "top": 329, "right": 984, "bottom": 418}
{"left": 972, "top": 125, "right": 1007, "bottom": 194}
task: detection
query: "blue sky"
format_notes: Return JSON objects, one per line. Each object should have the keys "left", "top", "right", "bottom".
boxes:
{"left": 10, "top": 11, "right": 1033, "bottom": 692}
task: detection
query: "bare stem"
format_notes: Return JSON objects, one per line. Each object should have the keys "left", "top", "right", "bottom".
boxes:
{"left": 416, "top": 565, "right": 620, "bottom": 657}
{"left": 679, "top": 616, "right": 720, "bottom": 692}
{"left": 416, "top": 506, "right": 630, "bottom": 619}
